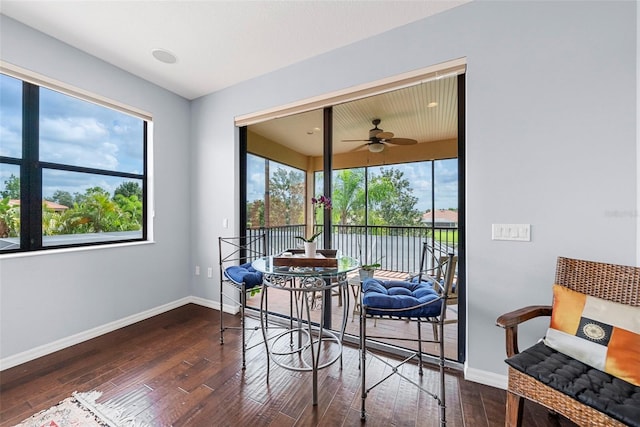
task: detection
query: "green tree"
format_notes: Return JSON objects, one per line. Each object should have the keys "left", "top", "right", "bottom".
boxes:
{"left": 0, "top": 198, "right": 19, "bottom": 237}
{"left": 269, "top": 167, "right": 304, "bottom": 226}
{"left": 42, "top": 207, "right": 85, "bottom": 235}
{"left": 113, "top": 194, "right": 142, "bottom": 230}
{"left": 1, "top": 174, "right": 20, "bottom": 199}
{"left": 40, "top": 185, "right": 144, "bottom": 236}
{"left": 247, "top": 199, "right": 265, "bottom": 228}
{"left": 368, "top": 168, "right": 421, "bottom": 226}
{"left": 332, "top": 169, "right": 365, "bottom": 225}
{"left": 74, "top": 187, "right": 117, "bottom": 232}
{"left": 114, "top": 181, "right": 142, "bottom": 200}
{"left": 49, "top": 190, "right": 74, "bottom": 208}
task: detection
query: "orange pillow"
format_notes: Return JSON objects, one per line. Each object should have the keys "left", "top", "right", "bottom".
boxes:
{"left": 544, "top": 284, "right": 640, "bottom": 387}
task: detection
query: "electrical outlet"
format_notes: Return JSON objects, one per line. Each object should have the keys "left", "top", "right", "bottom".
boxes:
{"left": 195, "top": 265, "right": 200, "bottom": 276}
{"left": 207, "top": 267, "right": 213, "bottom": 278}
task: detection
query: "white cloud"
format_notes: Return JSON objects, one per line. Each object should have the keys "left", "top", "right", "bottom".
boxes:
{"left": 39, "top": 117, "right": 120, "bottom": 170}
{"left": 41, "top": 116, "right": 109, "bottom": 142}
{"left": 0, "top": 125, "right": 21, "bottom": 157}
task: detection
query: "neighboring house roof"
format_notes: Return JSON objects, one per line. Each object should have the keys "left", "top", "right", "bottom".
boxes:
{"left": 8, "top": 199, "right": 69, "bottom": 212}
{"left": 422, "top": 209, "right": 458, "bottom": 224}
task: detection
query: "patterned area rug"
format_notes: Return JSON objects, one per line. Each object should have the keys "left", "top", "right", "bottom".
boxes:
{"left": 13, "top": 391, "right": 144, "bottom": 427}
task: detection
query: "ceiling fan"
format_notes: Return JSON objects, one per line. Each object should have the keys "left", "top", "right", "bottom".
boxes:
{"left": 342, "top": 118, "right": 418, "bottom": 152}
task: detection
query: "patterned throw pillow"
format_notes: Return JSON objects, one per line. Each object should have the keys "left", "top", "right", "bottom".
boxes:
{"left": 544, "top": 284, "right": 640, "bottom": 387}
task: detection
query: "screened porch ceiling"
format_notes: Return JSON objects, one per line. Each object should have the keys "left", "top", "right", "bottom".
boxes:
{"left": 248, "top": 75, "right": 458, "bottom": 162}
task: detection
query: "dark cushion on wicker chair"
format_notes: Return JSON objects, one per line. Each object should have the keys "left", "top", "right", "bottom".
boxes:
{"left": 362, "top": 278, "right": 442, "bottom": 318}
{"left": 506, "top": 341, "right": 640, "bottom": 427}
{"left": 224, "top": 263, "right": 263, "bottom": 288}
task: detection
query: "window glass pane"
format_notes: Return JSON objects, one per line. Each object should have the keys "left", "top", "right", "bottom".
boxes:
{"left": 0, "top": 74, "right": 22, "bottom": 159}
{"left": 0, "top": 163, "right": 21, "bottom": 251}
{"left": 434, "top": 158, "right": 458, "bottom": 250}
{"left": 434, "top": 159, "right": 458, "bottom": 211}
{"left": 268, "top": 161, "right": 304, "bottom": 227}
{"left": 246, "top": 154, "right": 266, "bottom": 228}
{"left": 314, "top": 171, "right": 323, "bottom": 197}
{"left": 39, "top": 87, "right": 143, "bottom": 173}
{"left": 366, "top": 163, "right": 425, "bottom": 226}
{"left": 42, "top": 169, "right": 142, "bottom": 246}
{"left": 331, "top": 168, "right": 365, "bottom": 226}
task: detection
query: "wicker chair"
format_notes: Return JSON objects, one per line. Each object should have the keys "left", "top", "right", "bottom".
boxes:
{"left": 496, "top": 257, "right": 640, "bottom": 427}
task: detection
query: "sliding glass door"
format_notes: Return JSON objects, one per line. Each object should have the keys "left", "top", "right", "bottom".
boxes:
{"left": 240, "top": 73, "right": 465, "bottom": 362}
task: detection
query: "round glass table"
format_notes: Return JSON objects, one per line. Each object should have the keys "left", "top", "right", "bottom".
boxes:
{"left": 252, "top": 254, "right": 359, "bottom": 406}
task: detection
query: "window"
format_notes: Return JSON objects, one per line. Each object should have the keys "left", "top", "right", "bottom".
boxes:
{"left": 0, "top": 72, "right": 148, "bottom": 252}
{"left": 246, "top": 153, "right": 304, "bottom": 228}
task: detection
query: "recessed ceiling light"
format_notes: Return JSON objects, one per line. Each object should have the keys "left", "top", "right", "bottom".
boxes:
{"left": 151, "top": 48, "right": 177, "bottom": 64}
{"left": 428, "top": 101, "right": 438, "bottom": 108}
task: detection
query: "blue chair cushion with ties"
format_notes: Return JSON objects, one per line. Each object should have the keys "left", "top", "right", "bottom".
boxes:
{"left": 224, "top": 263, "right": 263, "bottom": 289}
{"left": 362, "top": 278, "right": 442, "bottom": 318}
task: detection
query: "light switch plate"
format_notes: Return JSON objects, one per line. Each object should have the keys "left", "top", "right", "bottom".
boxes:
{"left": 492, "top": 224, "right": 531, "bottom": 241}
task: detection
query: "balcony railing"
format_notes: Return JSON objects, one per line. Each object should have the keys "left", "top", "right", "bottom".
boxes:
{"left": 247, "top": 224, "right": 458, "bottom": 274}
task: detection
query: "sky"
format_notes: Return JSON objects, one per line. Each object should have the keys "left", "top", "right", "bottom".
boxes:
{"left": 247, "top": 154, "right": 458, "bottom": 212}
{"left": 0, "top": 73, "right": 144, "bottom": 199}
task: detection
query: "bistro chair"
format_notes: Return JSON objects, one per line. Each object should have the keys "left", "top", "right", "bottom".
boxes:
{"left": 360, "top": 242, "right": 453, "bottom": 425}
{"left": 218, "top": 234, "right": 266, "bottom": 369}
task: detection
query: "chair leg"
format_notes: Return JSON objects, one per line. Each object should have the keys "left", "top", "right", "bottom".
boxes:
{"left": 417, "top": 318, "right": 424, "bottom": 376}
{"left": 240, "top": 286, "right": 247, "bottom": 370}
{"left": 260, "top": 284, "right": 270, "bottom": 385}
{"left": 438, "top": 316, "right": 446, "bottom": 427}
{"left": 220, "top": 282, "right": 224, "bottom": 345}
{"left": 360, "top": 309, "right": 367, "bottom": 420}
{"left": 505, "top": 391, "right": 524, "bottom": 427}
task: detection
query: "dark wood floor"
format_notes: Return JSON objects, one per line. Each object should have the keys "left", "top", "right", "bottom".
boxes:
{"left": 0, "top": 304, "right": 576, "bottom": 427}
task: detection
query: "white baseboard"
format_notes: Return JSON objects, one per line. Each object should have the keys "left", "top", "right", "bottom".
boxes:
{"left": 190, "top": 296, "right": 239, "bottom": 314}
{"left": 1, "top": 297, "right": 192, "bottom": 371}
{"left": 464, "top": 363, "right": 508, "bottom": 390}
{"left": 0, "top": 296, "right": 242, "bottom": 371}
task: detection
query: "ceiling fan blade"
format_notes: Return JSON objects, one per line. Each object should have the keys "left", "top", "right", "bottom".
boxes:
{"left": 387, "top": 137, "right": 417, "bottom": 145}
{"left": 342, "top": 139, "right": 369, "bottom": 142}
{"left": 376, "top": 131, "right": 394, "bottom": 140}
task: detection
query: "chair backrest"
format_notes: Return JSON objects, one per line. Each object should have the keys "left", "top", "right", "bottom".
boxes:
{"left": 555, "top": 256, "right": 639, "bottom": 306}
{"left": 218, "top": 234, "right": 267, "bottom": 269}
{"left": 434, "top": 255, "right": 458, "bottom": 298}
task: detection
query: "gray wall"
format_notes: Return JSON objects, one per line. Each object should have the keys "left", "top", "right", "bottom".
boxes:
{"left": 0, "top": 16, "right": 191, "bottom": 362}
{"left": 190, "top": 1, "right": 637, "bottom": 384}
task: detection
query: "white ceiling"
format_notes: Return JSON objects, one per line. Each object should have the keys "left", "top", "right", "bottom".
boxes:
{"left": 0, "top": 0, "right": 470, "bottom": 100}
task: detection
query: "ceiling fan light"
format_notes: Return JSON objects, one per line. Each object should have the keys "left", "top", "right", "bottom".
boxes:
{"left": 369, "top": 143, "right": 384, "bottom": 153}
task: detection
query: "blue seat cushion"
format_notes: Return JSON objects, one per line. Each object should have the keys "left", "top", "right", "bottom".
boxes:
{"left": 410, "top": 275, "right": 456, "bottom": 293}
{"left": 362, "top": 278, "right": 442, "bottom": 318}
{"left": 224, "top": 262, "right": 263, "bottom": 288}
